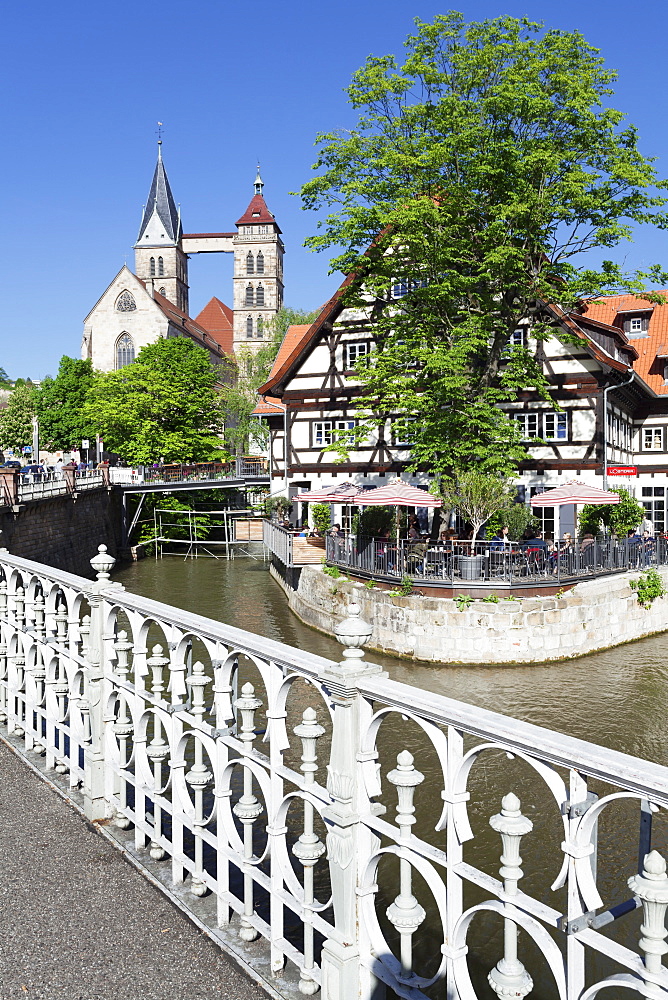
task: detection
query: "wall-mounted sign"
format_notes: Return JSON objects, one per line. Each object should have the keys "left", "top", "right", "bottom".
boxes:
{"left": 607, "top": 466, "right": 637, "bottom": 476}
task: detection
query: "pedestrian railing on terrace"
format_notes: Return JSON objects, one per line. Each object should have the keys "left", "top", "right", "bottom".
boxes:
{"left": 326, "top": 534, "right": 668, "bottom": 586}
{"left": 108, "top": 458, "right": 269, "bottom": 487}
{"left": 1, "top": 546, "right": 668, "bottom": 999}
{"left": 262, "top": 518, "right": 293, "bottom": 566}
{"left": 17, "top": 471, "right": 68, "bottom": 502}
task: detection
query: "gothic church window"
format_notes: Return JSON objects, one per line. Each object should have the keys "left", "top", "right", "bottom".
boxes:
{"left": 158, "top": 256, "right": 164, "bottom": 276}
{"left": 257, "top": 317, "right": 263, "bottom": 338}
{"left": 245, "top": 285, "right": 254, "bottom": 306}
{"left": 256, "top": 284, "right": 265, "bottom": 306}
{"left": 116, "top": 290, "right": 137, "bottom": 312}
{"left": 150, "top": 257, "right": 156, "bottom": 276}
{"left": 246, "top": 253, "right": 254, "bottom": 275}
{"left": 246, "top": 316, "right": 253, "bottom": 338}
{"left": 256, "top": 252, "right": 264, "bottom": 274}
{"left": 116, "top": 333, "right": 135, "bottom": 369}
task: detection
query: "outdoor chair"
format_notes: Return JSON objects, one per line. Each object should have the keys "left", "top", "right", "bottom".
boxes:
{"left": 404, "top": 542, "right": 428, "bottom": 576}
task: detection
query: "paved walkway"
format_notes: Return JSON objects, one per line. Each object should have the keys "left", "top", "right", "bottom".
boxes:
{"left": 0, "top": 741, "right": 265, "bottom": 1000}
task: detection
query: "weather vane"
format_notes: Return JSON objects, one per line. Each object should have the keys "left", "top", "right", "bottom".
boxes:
{"left": 156, "top": 121, "right": 164, "bottom": 144}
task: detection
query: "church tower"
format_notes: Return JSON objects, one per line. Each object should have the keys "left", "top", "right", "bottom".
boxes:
{"left": 232, "top": 168, "right": 284, "bottom": 354}
{"left": 134, "top": 143, "right": 189, "bottom": 314}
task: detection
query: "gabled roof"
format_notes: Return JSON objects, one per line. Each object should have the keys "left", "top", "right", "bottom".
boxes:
{"left": 236, "top": 193, "right": 281, "bottom": 232}
{"left": 580, "top": 292, "right": 668, "bottom": 394}
{"left": 136, "top": 144, "right": 181, "bottom": 244}
{"left": 194, "top": 297, "right": 234, "bottom": 355}
{"left": 258, "top": 274, "right": 359, "bottom": 396}
{"left": 252, "top": 395, "right": 284, "bottom": 415}
{"left": 151, "top": 289, "right": 226, "bottom": 359}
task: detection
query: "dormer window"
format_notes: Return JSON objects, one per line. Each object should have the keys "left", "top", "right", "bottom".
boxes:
{"left": 620, "top": 309, "right": 652, "bottom": 337}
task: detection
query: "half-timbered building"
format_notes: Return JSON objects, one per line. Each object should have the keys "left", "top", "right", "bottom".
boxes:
{"left": 255, "top": 278, "right": 668, "bottom": 535}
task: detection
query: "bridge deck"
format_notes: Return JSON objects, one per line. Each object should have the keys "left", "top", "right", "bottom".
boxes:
{"left": 0, "top": 739, "right": 265, "bottom": 1000}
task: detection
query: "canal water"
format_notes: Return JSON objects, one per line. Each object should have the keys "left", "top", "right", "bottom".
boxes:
{"left": 115, "top": 556, "right": 668, "bottom": 998}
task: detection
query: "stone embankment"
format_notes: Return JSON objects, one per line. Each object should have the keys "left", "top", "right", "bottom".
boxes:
{"left": 271, "top": 562, "right": 668, "bottom": 664}
{"left": 0, "top": 490, "right": 122, "bottom": 577}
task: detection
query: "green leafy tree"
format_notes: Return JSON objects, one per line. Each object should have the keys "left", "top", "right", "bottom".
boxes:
{"left": 578, "top": 487, "right": 645, "bottom": 536}
{"left": 300, "top": 13, "right": 668, "bottom": 477}
{"left": 0, "top": 368, "right": 13, "bottom": 388}
{"left": 436, "top": 471, "right": 516, "bottom": 542}
{"left": 0, "top": 382, "right": 38, "bottom": 454}
{"left": 83, "top": 338, "right": 225, "bottom": 465}
{"left": 485, "top": 503, "right": 539, "bottom": 541}
{"left": 223, "top": 307, "right": 318, "bottom": 455}
{"left": 37, "top": 356, "right": 98, "bottom": 452}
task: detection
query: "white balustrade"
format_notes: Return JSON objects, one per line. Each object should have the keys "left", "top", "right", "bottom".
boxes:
{"left": 0, "top": 545, "right": 666, "bottom": 1000}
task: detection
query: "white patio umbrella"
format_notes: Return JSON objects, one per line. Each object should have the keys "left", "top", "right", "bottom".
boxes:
{"left": 356, "top": 478, "right": 442, "bottom": 537}
{"left": 529, "top": 481, "right": 620, "bottom": 540}
{"left": 528, "top": 482, "right": 621, "bottom": 506}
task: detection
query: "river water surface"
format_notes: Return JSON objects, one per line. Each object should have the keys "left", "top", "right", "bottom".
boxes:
{"left": 114, "top": 555, "right": 668, "bottom": 998}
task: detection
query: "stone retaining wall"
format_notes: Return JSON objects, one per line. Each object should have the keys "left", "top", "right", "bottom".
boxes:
{"left": 0, "top": 489, "right": 122, "bottom": 578}
{"left": 271, "top": 562, "right": 668, "bottom": 664}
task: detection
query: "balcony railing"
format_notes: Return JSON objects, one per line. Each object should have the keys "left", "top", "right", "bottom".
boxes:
{"left": 0, "top": 546, "right": 667, "bottom": 999}
{"left": 326, "top": 534, "right": 668, "bottom": 586}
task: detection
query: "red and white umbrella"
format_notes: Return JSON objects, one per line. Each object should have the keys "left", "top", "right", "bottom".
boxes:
{"left": 529, "top": 481, "right": 621, "bottom": 507}
{"left": 357, "top": 478, "right": 442, "bottom": 508}
{"left": 295, "top": 480, "right": 365, "bottom": 502}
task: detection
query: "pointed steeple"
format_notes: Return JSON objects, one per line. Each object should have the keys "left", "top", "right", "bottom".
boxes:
{"left": 236, "top": 166, "right": 281, "bottom": 233}
{"left": 136, "top": 142, "right": 182, "bottom": 244}
{"left": 254, "top": 164, "right": 264, "bottom": 196}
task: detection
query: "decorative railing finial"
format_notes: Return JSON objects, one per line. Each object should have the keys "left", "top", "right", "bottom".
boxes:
{"left": 334, "top": 601, "right": 372, "bottom": 673}
{"left": 90, "top": 544, "right": 115, "bottom": 582}
{"left": 629, "top": 850, "right": 668, "bottom": 974}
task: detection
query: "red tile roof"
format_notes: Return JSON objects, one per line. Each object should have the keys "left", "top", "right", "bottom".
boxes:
{"left": 194, "top": 297, "right": 234, "bottom": 355}
{"left": 252, "top": 395, "right": 284, "bottom": 415}
{"left": 580, "top": 293, "right": 668, "bottom": 393}
{"left": 148, "top": 287, "right": 226, "bottom": 359}
{"left": 236, "top": 193, "right": 281, "bottom": 231}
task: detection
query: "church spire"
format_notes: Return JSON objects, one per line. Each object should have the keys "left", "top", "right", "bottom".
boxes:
{"left": 136, "top": 143, "right": 181, "bottom": 244}
{"left": 254, "top": 164, "right": 264, "bottom": 196}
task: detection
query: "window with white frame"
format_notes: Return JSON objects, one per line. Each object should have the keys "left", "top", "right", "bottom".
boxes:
{"left": 643, "top": 426, "right": 664, "bottom": 451}
{"left": 513, "top": 413, "right": 540, "bottom": 439}
{"left": 624, "top": 314, "right": 650, "bottom": 337}
{"left": 511, "top": 328, "right": 527, "bottom": 347}
{"left": 392, "top": 418, "right": 416, "bottom": 447}
{"left": 313, "top": 420, "right": 356, "bottom": 448}
{"left": 543, "top": 411, "right": 567, "bottom": 440}
{"left": 342, "top": 341, "right": 370, "bottom": 369}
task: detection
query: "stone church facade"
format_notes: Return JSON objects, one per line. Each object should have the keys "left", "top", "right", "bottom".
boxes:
{"left": 82, "top": 145, "right": 284, "bottom": 372}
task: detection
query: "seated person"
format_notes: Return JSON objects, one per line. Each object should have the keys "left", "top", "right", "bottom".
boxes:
{"left": 490, "top": 526, "right": 511, "bottom": 550}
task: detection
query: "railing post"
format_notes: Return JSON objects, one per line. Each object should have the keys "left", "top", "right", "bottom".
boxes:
{"left": 82, "top": 544, "right": 116, "bottom": 820}
{"left": 0, "top": 468, "right": 19, "bottom": 507}
{"left": 320, "top": 602, "right": 385, "bottom": 1000}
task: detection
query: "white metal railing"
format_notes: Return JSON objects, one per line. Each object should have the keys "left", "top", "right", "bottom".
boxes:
{"left": 109, "top": 468, "right": 143, "bottom": 485}
{"left": 262, "top": 518, "right": 293, "bottom": 566}
{"left": 0, "top": 546, "right": 667, "bottom": 1000}
{"left": 17, "top": 471, "right": 67, "bottom": 501}
{"left": 74, "top": 469, "right": 103, "bottom": 490}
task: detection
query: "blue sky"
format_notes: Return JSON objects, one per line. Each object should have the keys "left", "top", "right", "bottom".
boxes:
{"left": 2, "top": 0, "right": 667, "bottom": 378}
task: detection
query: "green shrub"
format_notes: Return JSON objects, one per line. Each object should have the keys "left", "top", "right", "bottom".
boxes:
{"left": 579, "top": 488, "right": 645, "bottom": 537}
{"left": 400, "top": 575, "right": 414, "bottom": 596}
{"left": 353, "top": 505, "right": 395, "bottom": 538}
{"left": 482, "top": 594, "right": 500, "bottom": 603}
{"left": 630, "top": 569, "right": 666, "bottom": 609}
{"left": 312, "top": 502, "right": 332, "bottom": 535}
{"left": 364, "top": 579, "right": 376, "bottom": 589}
{"left": 323, "top": 564, "right": 341, "bottom": 578}
{"left": 455, "top": 594, "right": 473, "bottom": 612}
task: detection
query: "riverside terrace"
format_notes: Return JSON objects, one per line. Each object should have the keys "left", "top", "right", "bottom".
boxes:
{"left": 263, "top": 520, "right": 668, "bottom": 595}
{"left": 1, "top": 545, "right": 668, "bottom": 999}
